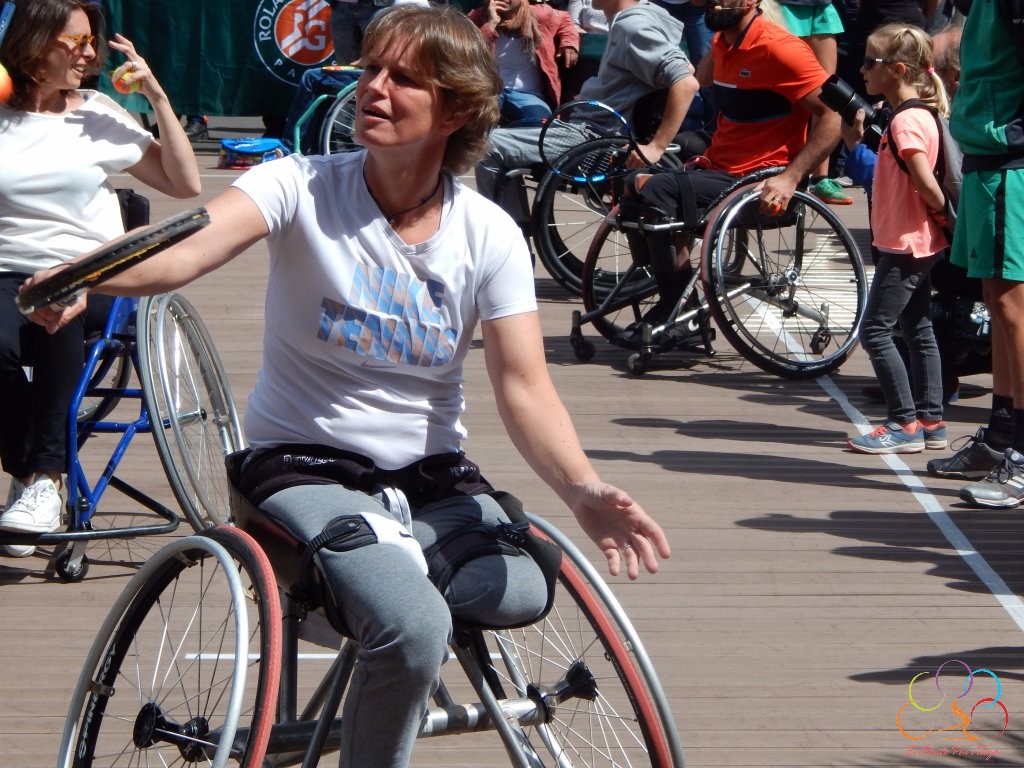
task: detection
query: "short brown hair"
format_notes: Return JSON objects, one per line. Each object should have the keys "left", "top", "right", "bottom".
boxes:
{"left": 360, "top": 4, "right": 501, "bottom": 174}
{"left": 0, "top": 0, "right": 106, "bottom": 111}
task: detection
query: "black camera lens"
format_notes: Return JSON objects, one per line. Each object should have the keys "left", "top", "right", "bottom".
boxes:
{"left": 819, "top": 75, "right": 877, "bottom": 126}
{"left": 819, "top": 74, "right": 884, "bottom": 152}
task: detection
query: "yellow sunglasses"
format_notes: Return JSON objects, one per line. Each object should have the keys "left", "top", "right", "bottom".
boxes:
{"left": 57, "top": 33, "right": 97, "bottom": 52}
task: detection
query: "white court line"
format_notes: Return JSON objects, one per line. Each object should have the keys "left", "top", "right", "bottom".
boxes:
{"left": 818, "top": 374, "right": 1024, "bottom": 632}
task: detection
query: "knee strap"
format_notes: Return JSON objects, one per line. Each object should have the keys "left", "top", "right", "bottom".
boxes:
{"left": 305, "top": 512, "right": 428, "bottom": 576}
{"left": 423, "top": 521, "right": 531, "bottom": 598}
{"left": 308, "top": 514, "right": 378, "bottom": 557}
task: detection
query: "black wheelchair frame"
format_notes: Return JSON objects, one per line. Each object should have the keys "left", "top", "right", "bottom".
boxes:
{"left": 568, "top": 166, "right": 869, "bottom": 377}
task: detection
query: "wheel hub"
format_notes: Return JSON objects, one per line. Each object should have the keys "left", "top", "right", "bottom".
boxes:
{"left": 132, "top": 702, "right": 163, "bottom": 748}
{"left": 131, "top": 702, "right": 210, "bottom": 762}
{"left": 528, "top": 659, "right": 599, "bottom": 722}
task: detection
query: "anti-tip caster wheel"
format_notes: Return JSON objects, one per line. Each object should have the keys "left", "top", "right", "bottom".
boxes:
{"left": 55, "top": 548, "right": 89, "bottom": 583}
{"left": 570, "top": 332, "right": 596, "bottom": 362}
{"left": 627, "top": 351, "right": 651, "bottom": 376}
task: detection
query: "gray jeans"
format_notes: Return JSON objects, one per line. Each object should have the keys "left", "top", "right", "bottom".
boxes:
{"left": 261, "top": 484, "right": 548, "bottom": 767}
{"left": 861, "top": 251, "right": 943, "bottom": 423}
{"left": 475, "top": 125, "right": 544, "bottom": 203}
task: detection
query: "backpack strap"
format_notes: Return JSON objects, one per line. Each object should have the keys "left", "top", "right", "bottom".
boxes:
{"left": 886, "top": 99, "right": 946, "bottom": 184}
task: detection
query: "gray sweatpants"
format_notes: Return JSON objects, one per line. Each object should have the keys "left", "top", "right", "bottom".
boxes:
{"left": 261, "top": 484, "right": 549, "bottom": 768}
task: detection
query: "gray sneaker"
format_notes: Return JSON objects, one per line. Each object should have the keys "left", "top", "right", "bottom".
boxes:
{"left": 960, "top": 448, "right": 1024, "bottom": 508}
{"left": 926, "top": 428, "right": 1003, "bottom": 480}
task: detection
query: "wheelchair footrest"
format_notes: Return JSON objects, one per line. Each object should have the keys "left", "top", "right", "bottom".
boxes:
{"left": 611, "top": 319, "right": 715, "bottom": 354}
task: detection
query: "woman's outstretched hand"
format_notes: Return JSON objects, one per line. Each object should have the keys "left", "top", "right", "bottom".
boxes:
{"left": 567, "top": 481, "right": 671, "bottom": 580}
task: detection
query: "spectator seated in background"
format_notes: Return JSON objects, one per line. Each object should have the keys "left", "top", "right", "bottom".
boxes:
{"left": 469, "top": 0, "right": 580, "bottom": 127}
{"left": 474, "top": 0, "right": 698, "bottom": 207}
{"left": 624, "top": 0, "right": 840, "bottom": 328}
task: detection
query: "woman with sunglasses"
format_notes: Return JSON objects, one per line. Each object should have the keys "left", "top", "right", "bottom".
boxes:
{"left": 0, "top": 0, "right": 200, "bottom": 556}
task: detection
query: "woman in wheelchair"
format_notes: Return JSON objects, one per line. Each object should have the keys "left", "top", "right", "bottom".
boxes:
{"left": 0, "top": 0, "right": 200, "bottom": 556}
{"left": 25, "top": 6, "right": 669, "bottom": 766}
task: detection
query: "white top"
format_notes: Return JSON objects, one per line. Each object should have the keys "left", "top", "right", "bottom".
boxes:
{"left": 495, "top": 36, "right": 545, "bottom": 97}
{"left": 232, "top": 151, "right": 537, "bottom": 469}
{"left": 0, "top": 91, "right": 153, "bottom": 274}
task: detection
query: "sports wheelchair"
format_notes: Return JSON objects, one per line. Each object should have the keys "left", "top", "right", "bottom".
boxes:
{"left": 59, "top": 502, "right": 684, "bottom": 766}
{"left": 1, "top": 281, "right": 242, "bottom": 580}
{"left": 568, "top": 167, "right": 868, "bottom": 377}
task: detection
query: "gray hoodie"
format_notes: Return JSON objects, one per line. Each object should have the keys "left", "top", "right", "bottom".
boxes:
{"left": 578, "top": 1, "right": 690, "bottom": 125}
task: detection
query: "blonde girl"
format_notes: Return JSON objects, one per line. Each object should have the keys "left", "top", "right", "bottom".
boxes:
{"left": 848, "top": 24, "right": 953, "bottom": 454}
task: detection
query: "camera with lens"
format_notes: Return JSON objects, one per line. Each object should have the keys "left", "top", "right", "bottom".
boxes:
{"left": 819, "top": 75, "right": 888, "bottom": 152}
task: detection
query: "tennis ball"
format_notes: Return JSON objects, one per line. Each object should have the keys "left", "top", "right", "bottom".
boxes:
{"left": 112, "top": 71, "right": 139, "bottom": 94}
{"left": 0, "top": 63, "right": 12, "bottom": 105}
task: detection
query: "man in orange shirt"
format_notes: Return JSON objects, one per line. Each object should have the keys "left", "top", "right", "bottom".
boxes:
{"left": 628, "top": 0, "right": 840, "bottom": 324}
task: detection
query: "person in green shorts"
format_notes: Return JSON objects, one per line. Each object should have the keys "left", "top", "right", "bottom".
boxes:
{"left": 927, "top": 0, "right": 1024, "bottom": 507}
{"left": 774, "top": 0, "right": 852, "bottom": 204}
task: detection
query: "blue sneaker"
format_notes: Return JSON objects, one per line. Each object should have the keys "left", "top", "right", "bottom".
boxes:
{"left": 848, "top": 422, "right": 925, "bottom": 454}
{"left": 922, "top": 421, "right": 948, "bottom": 450}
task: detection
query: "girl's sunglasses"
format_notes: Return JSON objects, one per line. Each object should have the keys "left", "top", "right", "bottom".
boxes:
{"left": 862, "top": 57, "right": 891, "bottom": 70}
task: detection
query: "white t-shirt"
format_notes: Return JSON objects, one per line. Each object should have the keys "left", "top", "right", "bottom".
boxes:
{"left": 0, "top": 91, "right": 153, "bottom": 273}
{"left": 232, "top": 151, "right": 537, "bottom": 469}
{"left": 495, "top": 36, "right": 545, "bottom": 97}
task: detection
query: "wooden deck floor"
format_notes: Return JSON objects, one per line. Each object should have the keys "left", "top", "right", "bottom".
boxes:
{"left": 2, "top": 151, "right": 1022, "bottom": 768}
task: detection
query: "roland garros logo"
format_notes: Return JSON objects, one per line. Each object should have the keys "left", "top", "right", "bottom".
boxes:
{"left": 254, "top": 0, "right": 334, "bottom": 85}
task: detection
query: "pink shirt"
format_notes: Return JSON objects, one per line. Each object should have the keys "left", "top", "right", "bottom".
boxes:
{"left": 871, "top": 106, "right": 950, "bottom": 258}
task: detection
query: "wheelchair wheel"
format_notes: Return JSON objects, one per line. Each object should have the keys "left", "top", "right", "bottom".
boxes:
{"left": 481, "top": 516, "right": 683, "bottom": 767}
{"left": 320, "top": 82, "right": 361, "bottom": 155}
{"left": 138, "top": 293, "right": 244, "bottom": 530}
{"left": 700, "top": 185, "right": 866, "bottom": 379}
{"left": 533, "top": 141, "right": 680, "bottom": 297}
{"left": 59, "top": 527, "right": 282, "bottom": 768}
{"left": 581, "top": 217, "right": 660, "bottom": 341}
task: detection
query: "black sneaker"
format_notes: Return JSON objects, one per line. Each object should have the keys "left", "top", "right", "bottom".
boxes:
{"left": 926, "top": 428, "right": 1003, "bottom": 480}
{"left": 959, "top": 448, "right": 1024, "bottom": 508}
{"left": 184, "top": 116, "right": 209, "bottom": 142}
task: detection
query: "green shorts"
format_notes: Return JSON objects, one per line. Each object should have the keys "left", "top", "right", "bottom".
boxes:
{"left": 951, "top": 168, "right": 1024, "bottom": 282}
{"left": 775, "top": 3, "right": 845, "bottom": 36}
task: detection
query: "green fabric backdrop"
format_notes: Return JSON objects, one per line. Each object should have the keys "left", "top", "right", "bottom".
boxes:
{"left": 101, "top": 0, "right": 336, "bottom": 116}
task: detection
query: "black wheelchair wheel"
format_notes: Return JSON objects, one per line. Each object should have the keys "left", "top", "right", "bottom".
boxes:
{"left": 532, "top": 140, "right": 680, "bottom": 297}
{"left": 700, "top": 186, "right": 867, "bottom": 378}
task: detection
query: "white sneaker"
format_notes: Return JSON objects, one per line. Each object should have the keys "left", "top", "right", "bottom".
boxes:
{"left": 3, "top": 543, "right": 36, "bottom": 557}
{"left": 1, "top": 478, "right": 35, "bottom": 557}
{"left": 0, "top": 478, "right": 62, "bottom": 534}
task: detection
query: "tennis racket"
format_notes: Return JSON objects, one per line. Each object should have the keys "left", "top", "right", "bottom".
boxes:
{"left": 538, "top": 100, "right": 652, "bottom": 182}
{"left": 0, "top": 2, "right": 15, "bottom": 48}
{"left": 17, "top": 207, "right": 210, "bottom": 315}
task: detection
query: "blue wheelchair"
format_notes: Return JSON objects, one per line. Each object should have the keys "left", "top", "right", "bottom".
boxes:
{"left": 1, "top": 198, "right": 243, "bottom": 581}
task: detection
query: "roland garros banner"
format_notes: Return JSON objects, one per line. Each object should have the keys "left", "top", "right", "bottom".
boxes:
{"left": 100, "top": 0, "right": 335, "bottom": 116}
